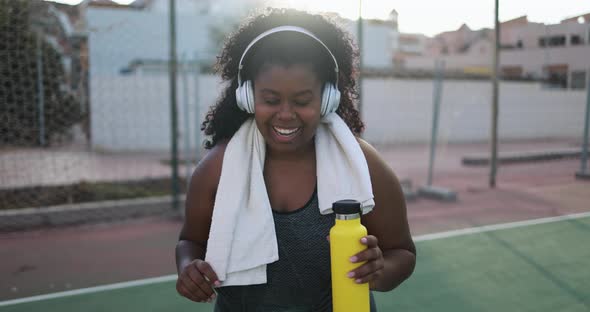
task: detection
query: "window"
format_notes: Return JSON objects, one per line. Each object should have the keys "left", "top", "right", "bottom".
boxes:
{"left": 571, "top": 34, "right": 583, "bottom": 45}
{"left": 543, "top": 64, "right": 568, "bottom": 89}
{"left": 546, "top": 72, "right": 568, "bottom": 88}
{"left": 539, "top": 36, "right": 567, "bottom": 47}
{"left": 571, "top": 71, "right": 587, "bottom": 89}
{"left": 548, "top": 35, "right": 566, "bottom": 46}
{"left": 501, "top": 66, "right": 523, "bottom": 79}
{"left": 539, "top": 38, "right": 547, "bottom": 47}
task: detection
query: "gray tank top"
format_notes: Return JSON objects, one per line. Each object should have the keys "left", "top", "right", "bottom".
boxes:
{"left": 214, "top": 189, "right": 377, "bottom": 312}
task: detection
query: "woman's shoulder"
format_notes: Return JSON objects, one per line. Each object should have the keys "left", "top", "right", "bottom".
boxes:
{"left": 356, "top": 137, "right": 378, "bottom": 158}
{"left": 355, "top": 137, "right": 400, "bottom": 187}
{"left": 180, "top": 141, "right": 229, "bottom": 242}
{"left": 202, "top": 140, "right": 229, "bottom": 169}
{"left": 356, "top": 137, "right": 384, "bottom": 170}
{"left": 190, "top": 140, "right": 229, "bottom": 193}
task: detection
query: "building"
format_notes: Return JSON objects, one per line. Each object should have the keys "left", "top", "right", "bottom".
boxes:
{"left": 322, "top": 10, "right": 399, "bottom": 71}
{"left": 501, "top": 14, "right": 590, "bottom": 89}
{"left": 427, "top": 24, "right": 492, "bottom": 56}
{"left": 349, "top": 18, "right": 397, "bottom": 70}
{"left": 401, "top": 14, "right": 590, "bottom": 89}
{"left": 400, "top": 23, "right": 493, "bottom": 74}
{"left": 393, "top": 32, "right": 429, "bottom": 69}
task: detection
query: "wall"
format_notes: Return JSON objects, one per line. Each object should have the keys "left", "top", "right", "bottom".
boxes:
{"left": 362, "top": 79, "right": 586, "bottom": 144}
{"left": 403, "top": 52, "right": 492, "bottom": 71}
{"left": 87, "top": 7, "right": 216, "bottom": 151}
{"left": 90, "top": 73, "right": 222, "bottom": 151}
{"left": 90, "top": 75, "right": 587, "bottom": 150}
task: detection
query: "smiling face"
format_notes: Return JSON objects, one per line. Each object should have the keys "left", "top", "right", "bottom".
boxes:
{"left": 253, "top": 63, "right": 323, "bottom": 156}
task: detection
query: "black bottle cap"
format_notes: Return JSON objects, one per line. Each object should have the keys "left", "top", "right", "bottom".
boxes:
{"left": 332, "top": 200, "right": 361, "bottom": 215}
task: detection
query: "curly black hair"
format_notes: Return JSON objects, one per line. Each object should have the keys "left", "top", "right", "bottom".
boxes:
{"left": 201, "top": 8, "right": 364, "bottom": 149}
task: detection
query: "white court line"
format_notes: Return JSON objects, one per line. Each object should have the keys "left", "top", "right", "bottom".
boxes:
{"left": 0, "top": 275, "right": 177, "bottom": 307}
{"left": 1, "top": 211, "right": 589, "bottom": 307}
{"left": 413, "top": 211, "right": 590, "bottom": 242}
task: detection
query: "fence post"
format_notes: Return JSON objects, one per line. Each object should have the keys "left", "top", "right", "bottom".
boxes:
{"left": 193, "top": 52, "right": 201, "bottom": 163}
{"left": 36, "top": 33, "right": 46, "bottom": 147}
{"left": 427, "top": 59, "right": 444, "bottom": 186}
{"left": 576, "top": 69, "right": 590, "bottom": 180}
{"left": 169, "top": 0, "right": 180, "bottom": 211}
{"left": 181, "top": 55, "right": 192, "bottom": 189}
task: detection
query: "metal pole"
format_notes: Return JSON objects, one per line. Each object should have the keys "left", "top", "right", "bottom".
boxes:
{"left": 181, "top": 55, "right": 192, "bottom": 188}
{"left": 417, "top": 59, "right": 457, "bottom": 202}
{"left": 169, "top": 0, "right": 180, "bottom": 211}
{"left": 578, "top": 69, "right": 590, "bottom": 175}
{"left": 193, "top": 52, "right": 201, "bottom": 163}
{"left": 357, "top": 0, "right": 363, "bottom": 121}
{"left": 490, "top": 0, "right": 500, "bottom": 188}
{"left": 543, "top": 24, "right": 550, "bottom": 84}
{"left": 36, "top": 34, "right": 45, "bottom": 147}
{"left": 427, "top": 60, "right": 444, "bottom": 186}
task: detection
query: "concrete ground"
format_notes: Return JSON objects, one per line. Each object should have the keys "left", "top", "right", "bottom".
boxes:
{"left": 1, "top": 140, "right": 589, "bottom": 301}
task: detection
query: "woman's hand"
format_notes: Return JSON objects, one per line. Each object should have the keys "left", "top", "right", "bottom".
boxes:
{"left": 348, "top": 235, "right": 385, "bottom": 287}
{"left": 176, "top": 259, "right": 221, "bottom": 303}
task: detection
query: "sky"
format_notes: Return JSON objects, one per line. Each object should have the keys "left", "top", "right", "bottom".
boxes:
{"left": 48, "top": 0, "right": 590, "bottom": 37}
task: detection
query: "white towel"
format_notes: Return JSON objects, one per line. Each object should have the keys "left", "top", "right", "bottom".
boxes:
{"left": 205, "top": 113, "right": 374, "bottom": 286}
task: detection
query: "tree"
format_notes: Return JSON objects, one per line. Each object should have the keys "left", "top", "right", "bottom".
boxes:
{"left": 0, "top": 0, "right": 83, "bottom": 147}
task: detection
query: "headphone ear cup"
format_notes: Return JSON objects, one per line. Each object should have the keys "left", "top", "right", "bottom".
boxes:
{"left": 332, "top": 86, "right": 341, "bottom": 113}
{"left": 321, "top": 84, "right": 331, "bottom": 116}
{"left": 245, "top": 80, "right": 255, "bottom": 113}
{"left": 321, "top": 83, "right": 341, "bottom": 116}
{"left": 235, "top": 80, "right": 255, "bottom": 113}
{"left": 236, "top": 84, "right": 245, "bottom": 111}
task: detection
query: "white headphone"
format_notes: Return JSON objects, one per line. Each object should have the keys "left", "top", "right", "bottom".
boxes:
{"left": 235, "top": 25, "right": 341, "bottom": 116}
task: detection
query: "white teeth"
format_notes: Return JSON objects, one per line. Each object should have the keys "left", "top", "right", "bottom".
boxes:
{"left": 273, "top": 127, "right": 300, "bottom": 136}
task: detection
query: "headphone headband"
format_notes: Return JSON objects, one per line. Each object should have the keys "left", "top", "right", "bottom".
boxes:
{"left": 237, "top": 25, "right": 339, "bottom": 87}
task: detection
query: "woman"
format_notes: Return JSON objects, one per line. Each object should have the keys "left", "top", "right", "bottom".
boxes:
{"left": 175, "top": 8, "right": 416, "bottom": 311}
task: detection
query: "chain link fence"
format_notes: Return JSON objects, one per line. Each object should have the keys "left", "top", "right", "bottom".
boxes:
{"left": 2, "top": 0, "right": 589, "bottom": 232}
{"left": 0, "top": 0, "right": 198, "bottom": 230}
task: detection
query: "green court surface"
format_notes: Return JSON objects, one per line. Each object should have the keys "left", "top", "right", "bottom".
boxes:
{"left": 2, "top": 216, "right": 589, "bottom": 312}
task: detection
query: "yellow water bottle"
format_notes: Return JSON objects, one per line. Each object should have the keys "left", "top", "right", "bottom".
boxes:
{"left": 330, "top": 200, "right": 370, "bottom": 312}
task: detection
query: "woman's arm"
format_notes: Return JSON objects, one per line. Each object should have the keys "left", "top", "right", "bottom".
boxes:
{"left": 350, "top": 138, "right": 416, "bottom": 292}
{"left": 175, "top": 142, "right": 227, "bottom": 302}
